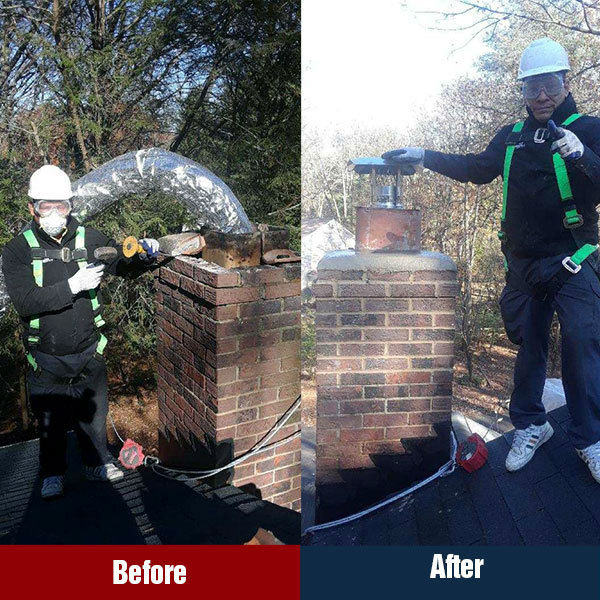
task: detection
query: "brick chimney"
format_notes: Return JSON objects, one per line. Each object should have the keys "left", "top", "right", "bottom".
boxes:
{"left": 155, "top": 256, "right": 301, "bottom": 511}
{"left": 314, "top": 206, "right": 458, "bottom": 521}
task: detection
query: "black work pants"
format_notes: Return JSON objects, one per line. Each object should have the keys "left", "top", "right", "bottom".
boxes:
{"left": 499, "top": 250, "right": 600, "bottom": 449}
{"left": 27, "top": 352, "right": 112, "bottom": 478}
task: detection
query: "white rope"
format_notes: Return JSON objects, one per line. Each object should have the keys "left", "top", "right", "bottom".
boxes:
{"left": 148, "top": 397, "right": 301, "bottom": 481}
{"left": 109, "top": 412, "right": 125, "bottom": 444}
{"left": 303, "top": 431, "right": 458, "bottom": 536}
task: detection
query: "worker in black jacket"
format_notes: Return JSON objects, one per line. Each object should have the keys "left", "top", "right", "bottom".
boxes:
{"left": 1, "top": 165, "right": 160, "bottom": 499}
{"left": 383, "top": 38, "right": 600, "bottom": 484}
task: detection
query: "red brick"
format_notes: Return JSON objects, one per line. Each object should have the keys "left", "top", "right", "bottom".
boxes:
{"left": 236, "top": 417, "right": 276, "bottom": 437}
{"left": 364, "top": 298, "right": 410, "bottom": 312}
{"left": 281, "top": 355, "right": 301, "bottom": 371}
{"left": 388, "top": 313, "right": 432, "bottom": 327}
{"left": 340, "top": 428, "right": 384, "bottom": 442}
{"left": 218, "top": 378, "right": 260, "bottom": 398}
{"left": 264, "top": 281, "right": 301, "bottom": 299}
{"left": 411, "top": 298, "right": 455, "bottom": 311}
{"left": 239, "top": 299, "right": 282, "bottom": 318}
{"left": 363, "top": 358, "right": 409, "bottom": 370}
{"left": 278, "top": 382, "right": 301, "bottom": 400}
{"left": 317, "top": 358, "right": 362, "bottom": 372}
{"left": 434, "top": 342, "right": 455, "bottom": 355}
{"left": 436, "top": 282, "right": 460, "bottom": 297}
{"left": 315, "top": 380, "right": 339, "bottom": 394}
{"left": 386, "top": 371, "right": 432, "bottom": 384}
{"left": 261, "top": 341, "right": 299, "bottom": 360}
{"left": 315, "top": 314, "right": 337, "bottom": 327}
{"left": 434, "top": 313, "right": 457, "bottom": 327}
{"left": 364, "top": 329, "right": 409, "bottom": 341}
{"left": 204, "top": 286, "right": 261, "bottom": 305}
{"left": 408, "top": 411, "right": 449, "bottom": 425}
{"left": 411, "top": 328, "right": 455, "bottom": 341}
{"left": 241, "top": 266, "right": 286, "bottom": 285}
{"left": 387, "top": 398, "right": 432, "bottom": 412}
{"left": 317, "top": 400, "right": 338, "bottom": 416}
{"left": 180, "top": 275, "right": 205, "bottom": 298}
{"left": 316, "top": 299, "right": 362, "bottom": 313}
{"left": 237, "top": 388, "right": 279, "bottom": 409}
{"left": 194, "top": 263, "right": 240, "bottom": 287}
{"left": 341, "top": 373, "right": 386, "bottom": 386}
{"left": 159, "top": 268, "right": 180, "bottom": 288}
{"left": 364, "top": 385, "right": 409, "bottom": 398}
{"left": 339, "top": 400, "right": 385, "bottom": 414}
{"left": 171, "top": 257, "right": 195, "bottom": 278}
{"left": 387, "top": 343, "right": 433, "bottom": 356}
{"left": 316, "top": 328, "right": 360, "bottom": 342}
{"left": 317, "top": 429, "right": 339, "bottom": 443}
{"left": 317, "top": 386, "right": 362, "bottom": 400}
{"left": 261, "top": 369, "right": 299, "bottom": 389}
{"left": 338, "top": 343, "right": 385, "bottom": 356}
{"left": 319, "top": 415, "right": 362, "bottom": 429}
{"left": 339, "top": 284, "right": 386, "bottom": 297}
{"left": 366, "top": 270, "right": 410, "bottom": 281}
{"left": 312, "top": 284, "right": 334, "bottom": 297}
{"left": 239, "top": 359, "right": 281, "bottom": 380}
{"left": 390, "top": 284, "right": 436, "bottom": 297}
{"left": 363, "top": 413, "right": 409, "bottom": 427}
{"left": 339, "top": 314, "right": 385, "bottom": 326}
{"left": 432, "top": 370, "right": 453, "bottom": 383}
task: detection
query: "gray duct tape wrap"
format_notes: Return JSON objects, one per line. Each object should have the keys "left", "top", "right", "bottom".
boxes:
{"left": 0, "top": 147, "right": 253, "bottom": 320}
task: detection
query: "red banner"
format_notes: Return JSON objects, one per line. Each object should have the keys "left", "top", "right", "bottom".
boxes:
{"left": 0, "top": 545, "right": 300, "bottom": 599}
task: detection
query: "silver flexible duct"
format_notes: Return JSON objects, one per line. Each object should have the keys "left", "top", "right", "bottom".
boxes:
{"left": 0, "top": 148, "right": 254, "bottom": 320}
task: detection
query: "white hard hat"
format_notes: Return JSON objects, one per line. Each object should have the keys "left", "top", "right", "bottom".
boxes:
{"left": 518, "top": 38, "right": 570, "bottom": 80}
{"left": 28, "top": 165, "right": 73, "bottom": 201}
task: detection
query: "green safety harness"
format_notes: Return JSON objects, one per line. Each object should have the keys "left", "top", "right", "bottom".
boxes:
{"left": 498, "top": 113, "right": 599, "bottom": 300}
{"left": 22, "top": 225, "right": 107, "bottom": 375}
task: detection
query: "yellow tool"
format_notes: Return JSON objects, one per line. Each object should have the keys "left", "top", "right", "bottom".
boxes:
{"left": 122, "top": 233, "right": 205, "bottom": 258}
{"left": 122, "top": 236, "right": 145, "bottom": 258}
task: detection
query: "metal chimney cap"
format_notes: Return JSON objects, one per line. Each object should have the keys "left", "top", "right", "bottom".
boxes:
{"left": 347, "top": 157, "right": 399, "bottom": 175}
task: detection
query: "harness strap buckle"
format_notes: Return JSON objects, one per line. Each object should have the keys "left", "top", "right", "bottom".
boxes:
{"left": 61, "top": 247, "right": 72, "bottom": 262}
{"left": 562, "top": 256, "right": 582, "bottom": 274}
{"left": 563, "top": 214, "right": 584, "bottom": 229}
{"left": 534, "top": 128, "right": 549, "bottom": 143}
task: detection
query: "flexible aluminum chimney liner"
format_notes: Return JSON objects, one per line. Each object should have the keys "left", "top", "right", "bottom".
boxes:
{"left": 0, "top": 148, "right": 254, "bottom": 320}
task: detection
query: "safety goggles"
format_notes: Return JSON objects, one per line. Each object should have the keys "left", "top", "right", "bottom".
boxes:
{"left": 34, "top": 199, "right": 72, "bottom": 216}
{"left": 522, "top": 73, "right": 565, "bottom": 100}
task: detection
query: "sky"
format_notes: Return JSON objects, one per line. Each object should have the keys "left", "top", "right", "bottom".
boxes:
{"left": 302, "top": 0, "right": 488, "bottom": 144}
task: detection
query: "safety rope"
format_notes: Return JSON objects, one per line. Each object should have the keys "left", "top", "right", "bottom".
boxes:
{"left": 302, "top": 431, "right": 458, "bottom": 536}
{"left": 110, "top": 396, "right": 301, "bottom": 481}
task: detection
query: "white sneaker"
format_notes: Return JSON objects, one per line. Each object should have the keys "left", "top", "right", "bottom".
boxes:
{"left": 84, "top": 463, "right": 124, "bottom": 482}
{"left": 505, "top": 421, "right": 554, "bottom": 472}
{"left": 576, "top": 441, "right": 600, "bottom": 483}
{"left": 41, "top": 475, "right": 65, "bottom": 499}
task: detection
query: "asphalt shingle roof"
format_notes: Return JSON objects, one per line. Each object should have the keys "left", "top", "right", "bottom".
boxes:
{"left": 0, "top": 434, "right": 300, "bottom": 544}
{"left": 304, "top": 406, "right": 600, "bottom": 545}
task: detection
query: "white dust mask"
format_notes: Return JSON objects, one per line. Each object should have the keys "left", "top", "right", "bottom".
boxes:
{"left": 39, "top": 212, "right": 68, "bottom": 237}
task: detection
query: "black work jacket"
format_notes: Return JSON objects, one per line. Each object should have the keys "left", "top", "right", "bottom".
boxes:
{"left": 424, "top": 94, "right": 600, "bottom": 258}
{"left": 2, "top": 216, "right": 149, "bottom": 356}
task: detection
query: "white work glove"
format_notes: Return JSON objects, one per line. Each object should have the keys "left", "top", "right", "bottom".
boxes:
{"left": 68, "top": 264, "right": 105, "bottom": 295}
{"left": 381, "top": 147, "right": 425, "bottom": 175}
{"left": 548, "top": 120, "right": 584, "bottom": 161}
{"left": 139, "top": 238, "right": 160, "bottom": 262}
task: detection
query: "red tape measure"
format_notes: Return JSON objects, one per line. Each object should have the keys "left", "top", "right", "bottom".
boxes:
{"left": 119, "top": 438, "right": 145, "bottom": 470}
{"left": 456, "top": 433, "right": 488, "bottom": 473}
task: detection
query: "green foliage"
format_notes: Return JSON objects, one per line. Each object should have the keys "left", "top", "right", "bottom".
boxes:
{"left": 88, "top": 193, "right": 193, "bottom": 386}
{"left": 0, "top": 2, "right": 300, "bottom": 427}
